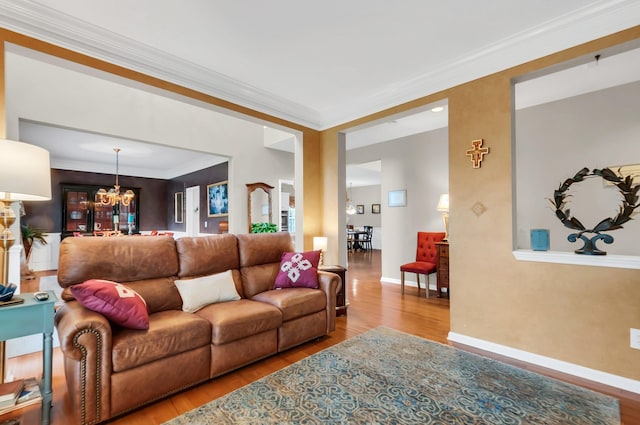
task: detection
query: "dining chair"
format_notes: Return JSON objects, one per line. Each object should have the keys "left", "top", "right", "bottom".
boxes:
{"left": 362, "top": 226, "right": 373, "bottom": 251}
{"left": 347, "top": 225, "right": 355, "bottom": 252}
{"left": 400, "top": 231, "right": 445, "bottom": 297}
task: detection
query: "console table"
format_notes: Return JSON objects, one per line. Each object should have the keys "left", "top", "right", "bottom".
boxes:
{"left": 318, "top": 265, "right": 348, "bottom": 316}
{"left": 435, "top": 241, "right": 449, "bottom": 298}
{"left": 0, "top": 291, "right": 56, "bottom": 424}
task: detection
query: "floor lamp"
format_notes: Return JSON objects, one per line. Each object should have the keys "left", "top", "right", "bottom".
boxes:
{"left": 0, "top": 139, "right": 51, "bottom": 383}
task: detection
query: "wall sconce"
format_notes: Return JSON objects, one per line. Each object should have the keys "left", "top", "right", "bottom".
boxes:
{"left": 313, "top": 236, "right": 328, "bottom": 265}
{"left": 436, "top": 193, "right": 449, "bottom": 240}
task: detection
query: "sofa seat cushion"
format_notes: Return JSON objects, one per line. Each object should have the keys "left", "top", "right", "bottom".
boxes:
{"left": 195, "top": 299, "right": 282, "bottom": 345}
{"left": 112, "top": 310, "right": 211, "bottom": 373}
{"left": 252, "top": 288, "right": 326, "bottom": 322}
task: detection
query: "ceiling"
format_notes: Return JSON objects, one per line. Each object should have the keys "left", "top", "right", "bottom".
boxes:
{"left": 18, "top": 120, "right": 229, "bottom": 179}
{"left": 1, "top": 1, "right": 639, "bottom": 185}
{"left": 1, "top": 0, "right": 638, "bottom": 129}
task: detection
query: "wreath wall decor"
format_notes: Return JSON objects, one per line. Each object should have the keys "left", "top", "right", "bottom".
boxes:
{"left": 548, "top": 167, "right": 639, "bottom": 255}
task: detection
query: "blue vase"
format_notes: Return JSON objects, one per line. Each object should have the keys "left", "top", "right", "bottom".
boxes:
{"left": 530, "top": 229, "right": 550, "bottom": 251}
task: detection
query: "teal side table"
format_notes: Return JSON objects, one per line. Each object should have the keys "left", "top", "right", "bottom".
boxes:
{"left": 0, "top": 291, "right": 56, "bottom": 425}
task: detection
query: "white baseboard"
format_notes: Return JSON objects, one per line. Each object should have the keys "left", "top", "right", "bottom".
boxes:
{"left": 381, "top": 276, "right": 437, "bottom": 291}
{"left": 448, "top": 331, "right": 640, "bottom": 395}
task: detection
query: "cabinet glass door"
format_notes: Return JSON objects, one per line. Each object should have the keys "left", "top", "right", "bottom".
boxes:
{"left": 62, "top": 184, "right": 140, "bottom": 238}
{"left": 64, "top": 190, "right": 89, "bottom": 233}
{"left": 93, "top": 197, "right": 113, "bottom": 231}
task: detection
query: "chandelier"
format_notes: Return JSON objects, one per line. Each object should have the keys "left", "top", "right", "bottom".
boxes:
{"left": 97, "top": 148, "right": 135, "bottom": 207}
{"left": 346, "top": 182, "right": 356, "bottom": 215}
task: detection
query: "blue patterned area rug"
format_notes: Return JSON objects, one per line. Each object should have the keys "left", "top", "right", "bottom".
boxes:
{"left": 164, "top": 327, "right": 619, "bottom": 424}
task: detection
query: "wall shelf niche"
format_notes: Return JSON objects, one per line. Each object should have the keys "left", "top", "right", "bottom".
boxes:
{"left": 512, "top": 249, "right": 640, "bottom": 270}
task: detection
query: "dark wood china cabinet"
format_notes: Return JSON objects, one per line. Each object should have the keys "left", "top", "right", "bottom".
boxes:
{"left": 62, "top": 184, "right": 140, "bottom": 238}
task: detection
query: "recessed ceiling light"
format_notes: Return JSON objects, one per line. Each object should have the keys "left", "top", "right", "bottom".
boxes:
{"left": 431, "top": 106, "right": 445, "bottom": 113}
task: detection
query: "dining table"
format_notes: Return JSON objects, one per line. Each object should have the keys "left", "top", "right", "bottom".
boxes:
{"left": 347, "top": 229, "right": 369, "bottom": 251}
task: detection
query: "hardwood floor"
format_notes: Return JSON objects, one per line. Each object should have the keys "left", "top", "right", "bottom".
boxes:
{"left": 4, "top": 250, "right": 639, "bottom": 424}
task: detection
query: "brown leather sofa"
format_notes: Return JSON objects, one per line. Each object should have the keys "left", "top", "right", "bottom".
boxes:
{"left": 54, "top": 232, "right": 341, "bottom": 425}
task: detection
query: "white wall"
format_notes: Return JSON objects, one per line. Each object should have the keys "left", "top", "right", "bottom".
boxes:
{"left": 516, "top": 81, "right": 640, "bottom": 255}
{"left": 5, "top": 49, "right": 295, "bottom": 236}
{"left": 348, "top": 185, "right": 381, "bottom": 228}
{"left": 28, "top": 233, "right": 61, "bottom": 272}
{"left": 347, "top": 127, "right": 449, "bottom": 281}
{"left": 347, "top": 185, "right": 382, "bottom": 249}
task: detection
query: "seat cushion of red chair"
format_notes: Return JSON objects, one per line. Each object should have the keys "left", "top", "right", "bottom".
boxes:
{"left": 400, "top": 261, "right": 436, "bottom": 274}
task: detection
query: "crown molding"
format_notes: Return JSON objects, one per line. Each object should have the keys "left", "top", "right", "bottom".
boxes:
{"left": 1, "top": 0, "right": 638, "bottom": 130}
{"left": 0, "top": 0, "right": 321, "bottom": 129}
{"left": 315, "top": 0, "right": 640, "bottom": 128}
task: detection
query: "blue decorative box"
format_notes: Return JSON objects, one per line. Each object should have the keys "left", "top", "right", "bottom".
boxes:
{"left": 530, "top": 229, "right": 550, "bottom": 251}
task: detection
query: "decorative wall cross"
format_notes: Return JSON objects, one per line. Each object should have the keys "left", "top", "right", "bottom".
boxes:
{"left": 466, "top": 139, "right": 489, "bottom": 168}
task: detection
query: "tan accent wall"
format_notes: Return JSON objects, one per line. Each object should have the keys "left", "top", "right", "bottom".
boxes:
{"left": 319, "top": 26, "right": 640, "bottom": 380}
{"left": 302, "top": 129, "right": 322, "bottom": 249}
{"left": 445, "top": 31, "right": 640, "bottom": 379}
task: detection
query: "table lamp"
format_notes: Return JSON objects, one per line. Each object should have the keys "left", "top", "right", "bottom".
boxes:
{"left": 436, "top": 193, "right": 449, "bottom": 241}
{"left": 0, "top": 139, "right": 51, "bottom": 382}
{"left": 313, "top": 236, "right": 328, "bottom": 265}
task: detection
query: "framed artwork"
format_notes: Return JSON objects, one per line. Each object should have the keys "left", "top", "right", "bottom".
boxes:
{"left": 207, "top": 180, "right": 229, "bottom": 217}
{"left": 371, "top": 203, "right": 381, "bottom": 214}
{"left": 388, "top": 189, "right": 407, "bottom": 207}
{"left": 357, "top": 204, "right": 365, "bottom": 214}
{"left": 174, "top": 192, "right": 184, "bottom": 223}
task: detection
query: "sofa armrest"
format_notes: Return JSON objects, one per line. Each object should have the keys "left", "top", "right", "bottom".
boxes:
{"left": 317, "top": 271, "right": 342, "bottom": 333}
{"left": 55, "top": 301, "right": 113, "bottom": 425}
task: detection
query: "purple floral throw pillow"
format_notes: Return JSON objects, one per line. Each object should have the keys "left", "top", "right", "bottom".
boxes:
{"left": 274, "top": 250, "right": 321, "bottom": 289}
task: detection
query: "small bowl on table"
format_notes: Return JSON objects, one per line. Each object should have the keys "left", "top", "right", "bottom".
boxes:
{"left": 0, "top": 284, "right": 16, "bottom": 302}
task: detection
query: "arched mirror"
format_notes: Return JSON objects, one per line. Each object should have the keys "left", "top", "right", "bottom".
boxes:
{"left": 246, "top": 182, "right": 274, "bottom": 233}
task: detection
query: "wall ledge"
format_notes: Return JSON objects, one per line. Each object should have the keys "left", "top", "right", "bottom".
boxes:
{"left": 512, "top": 249, "right": 640, "bottom": 270}
{"left": 448, "top": 331, "right": 640, "bottom": 395}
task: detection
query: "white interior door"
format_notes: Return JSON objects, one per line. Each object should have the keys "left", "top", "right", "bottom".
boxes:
{"left": 185, "top": 185, "right": 200, "bottom": 237}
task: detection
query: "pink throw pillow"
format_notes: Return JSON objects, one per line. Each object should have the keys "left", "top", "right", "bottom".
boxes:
{"left": 70, "top": 279, "right": 149, "bottom": 330}
{"left": 274, "top": 250, "right": 321, "bottom": 289}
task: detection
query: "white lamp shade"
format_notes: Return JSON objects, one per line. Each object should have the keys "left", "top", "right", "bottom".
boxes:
{"left": 0, "top": 139, "right": 52, "bottom": 201}
{"left": 313, "top": 236, "right": 328, "bottom": 252}
{"left": 436, "top": 193, "right": 449, "bottom": 212}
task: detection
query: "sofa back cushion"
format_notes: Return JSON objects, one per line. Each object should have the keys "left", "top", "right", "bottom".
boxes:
{"left": 237, "top": 232, "right": 294, "bottom": 298}
{"left": 176, "top": 235, "right": 239, "bottom": 277}
{"left": 58, "top": 236, "right": 182, "bottom": 313}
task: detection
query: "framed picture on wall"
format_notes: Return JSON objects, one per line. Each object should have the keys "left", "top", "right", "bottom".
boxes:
{"left": 207, "top": 180, "right": 229, "bottom": 217}
{"left": 174, "top": 192, "right": 184, "bottom": 223}
{"left": 371, "top": 203, "right": 381, "bottom": 214}
{"left": 388, "top": 189, "right": 407, "bottom": 207}
{"left": 357, "top": 204, "right": 364, "bottom": 214}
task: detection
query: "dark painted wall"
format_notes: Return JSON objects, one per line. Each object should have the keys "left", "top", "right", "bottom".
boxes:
{"left": 168, "top": 162, "right": 228, "bottom": 234}
{"left": 23, "top": 162, "right": 228, "bottom": 235}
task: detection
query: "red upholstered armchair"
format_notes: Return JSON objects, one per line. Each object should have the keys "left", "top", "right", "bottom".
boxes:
{"left": 400, "top": 232, "right": 446, "bottom": 297}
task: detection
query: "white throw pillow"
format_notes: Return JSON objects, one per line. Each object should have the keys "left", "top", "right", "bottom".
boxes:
{"left": 175, "top": 270, "right": 241, "bottom": 313}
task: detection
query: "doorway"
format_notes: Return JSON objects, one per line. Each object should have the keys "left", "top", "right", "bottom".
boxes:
{"left": 185, "top": 186, "right": 200, "bottom": 237}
